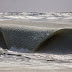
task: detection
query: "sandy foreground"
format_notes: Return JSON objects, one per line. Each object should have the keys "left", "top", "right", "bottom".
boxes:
{"left": 0, "top": 67, "right": 72, "bottom": 72}
{"left": 0, "top": 61, "right": 72, "bottom": 72}
{"left": 0, "top": 60, "right": 72, "bottom": 72}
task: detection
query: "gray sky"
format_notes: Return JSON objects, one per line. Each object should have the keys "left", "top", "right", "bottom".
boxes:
{"left": 0, "top": 0, "right": 72, "bottom": 12}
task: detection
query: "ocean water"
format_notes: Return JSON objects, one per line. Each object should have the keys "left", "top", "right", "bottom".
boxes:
{"left": 0, "top": 12, "right": 72, "bottom": 20}
{"left": 0, "top": 12, "right": 72, "bottom": 69}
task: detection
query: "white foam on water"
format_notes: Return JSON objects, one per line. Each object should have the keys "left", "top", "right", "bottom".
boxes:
{"left": 0, "top": 47, "right": 72, "bottom": 69}
{"left": 0, "top": 12, "right": 72, "bottom": 21}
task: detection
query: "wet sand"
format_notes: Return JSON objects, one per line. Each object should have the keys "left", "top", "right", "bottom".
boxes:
{"left": 0, "top": 67, "right": 72, "bottom": 72}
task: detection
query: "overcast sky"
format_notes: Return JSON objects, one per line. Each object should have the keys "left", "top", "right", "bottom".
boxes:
{"left": 0, "top": 0, "right": 72, "bottom": 12}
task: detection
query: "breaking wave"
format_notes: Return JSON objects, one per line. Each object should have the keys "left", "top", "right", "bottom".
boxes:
{"left": 0, "top": 25, "right": 72, "bottom": 54}
{"left": 0, "top": 12, "right": 72, "bottom": 54}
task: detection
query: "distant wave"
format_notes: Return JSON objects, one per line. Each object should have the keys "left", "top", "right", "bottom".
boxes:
{"left": 0, "top": 12, "right": 72, "bottom": 21}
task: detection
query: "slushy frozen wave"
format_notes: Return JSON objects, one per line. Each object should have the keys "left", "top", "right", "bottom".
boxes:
{"left": 0, "top": 12, "right": 72, "bottom": 67}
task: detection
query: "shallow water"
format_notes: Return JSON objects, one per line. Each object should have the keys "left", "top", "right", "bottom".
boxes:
{"left": 0, "top": 48, "right": 72, "bottom": 69}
